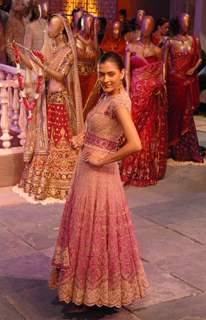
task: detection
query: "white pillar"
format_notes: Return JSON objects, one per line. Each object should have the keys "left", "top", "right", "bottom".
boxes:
{"left": 17, "top": 100, "right": 27, "bottom": 146}
{"left": 12, "top": 85, "right": 20, "bottom": 132}
{"left": 0, "top": 87, "right": 13, "bottom": 148}
{"left": 6, "top": 73, "right": 14, "bottom": 129}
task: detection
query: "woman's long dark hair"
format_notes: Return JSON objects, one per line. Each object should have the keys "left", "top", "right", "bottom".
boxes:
{"left": 169, "top": 17, "right": 180, "bottom": 36}
{"left": 98, "top": 51, "right": 124, "bottom": 71}
{"left": 154, "top": 17, "right": 169, "bottom": 32}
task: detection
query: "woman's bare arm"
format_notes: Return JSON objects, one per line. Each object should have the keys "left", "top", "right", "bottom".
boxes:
{"left": 101, "top": 107, "right": 141, "bottom": 165}
{"left": 32, "top": 52, "right": 72, "bottom": 83}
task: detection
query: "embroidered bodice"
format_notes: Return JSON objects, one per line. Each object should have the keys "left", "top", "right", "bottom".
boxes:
{"left": 168, "top": 36, "right": 198, "bottom": 75}
{"left": 47, "top": 46, "right": 73, "bottom": 94}
{"left": 84, "top": 89, "right": 131, "bottom": 152}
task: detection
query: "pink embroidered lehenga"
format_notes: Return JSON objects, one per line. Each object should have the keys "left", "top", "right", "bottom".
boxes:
{"left": 49, "top": 89, "right": 149, "bottom": 307}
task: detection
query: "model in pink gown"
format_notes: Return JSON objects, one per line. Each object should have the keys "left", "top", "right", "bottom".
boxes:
{"left": 49, "top": 88, "right": 149, "bottom": 307}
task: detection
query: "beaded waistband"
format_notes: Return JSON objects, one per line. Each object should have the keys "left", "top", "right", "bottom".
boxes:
{"left": 47, "top": 91, "right": 68, "bottom": 104}
{"left": 85, "top": 131, "right": 118, "bottom": 151}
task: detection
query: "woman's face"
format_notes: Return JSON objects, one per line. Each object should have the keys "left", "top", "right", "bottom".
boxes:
{"left": 48, "top": 16, "right": 63, "bottom": 38}
{"left": 98, "top": 60, "right": 124, "bottom": 94}
{"left": 159, "top": 22, "right": 169, "bottom": 36}
{"left": 136, "top": 10, "right": 145, "bottom": 27}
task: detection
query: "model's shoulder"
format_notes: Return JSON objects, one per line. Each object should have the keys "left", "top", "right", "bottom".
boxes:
{"left": 111, "top": 90, "right": 131, "bottom": 111}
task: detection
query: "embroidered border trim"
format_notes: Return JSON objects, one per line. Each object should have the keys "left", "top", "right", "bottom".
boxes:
{"left": 85, "top": 132, "right": 118, "bottom": 151}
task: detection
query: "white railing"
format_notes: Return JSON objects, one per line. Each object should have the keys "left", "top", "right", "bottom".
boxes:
{"left": 0, "top": 63, "right": 27, "bottom": 149}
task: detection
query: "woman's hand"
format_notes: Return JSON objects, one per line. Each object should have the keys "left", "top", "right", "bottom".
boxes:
{"left": 31, "top": 53, "right": 45, "bottom": 69}
{"left": 71, "top": 132, "right": 85, "bottom": 150}
{"left": 83, "top": 151, "right": 105, "bottom": 167}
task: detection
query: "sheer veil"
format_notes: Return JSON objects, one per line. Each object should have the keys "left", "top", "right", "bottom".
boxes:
{"left": 52, "top": 14, "right": 84, "bottom": 134}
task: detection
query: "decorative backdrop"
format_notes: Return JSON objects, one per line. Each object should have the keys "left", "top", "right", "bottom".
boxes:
{"left": 49, "top": 0, "right": 117, "bottom": 21}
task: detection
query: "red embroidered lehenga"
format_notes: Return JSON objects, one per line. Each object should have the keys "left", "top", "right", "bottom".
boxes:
{"left": 120, "top": 55, "right": 168, "bottom": 186}
{"left": 167, "top": 37, "right": 203, "bottom": 162}
{"left": 14, "top": 15, "right": 83, "bottom": 203}
{"left": 49, "top": 89, "right": 149, "bottom": 307}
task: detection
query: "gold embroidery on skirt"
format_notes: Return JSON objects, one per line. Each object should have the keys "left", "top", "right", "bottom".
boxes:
{"left": 19, "top": 91, "right": 78, "bottom": 201}
{"left": 49, "top": 258, "right": 149, "bottom": 308}
{"left": 47, "top": 91, "right": 67, "bottom": 104}
{"left": 35, "top": 135, "right": 78, "bottom": 200}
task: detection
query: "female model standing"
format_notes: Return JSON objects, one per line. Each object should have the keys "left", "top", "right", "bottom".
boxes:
{"left": 152, "top": 17, "right": 169, "bottom": 48}
{"left": 49, "top": 52, "right": 148, "bottom": 312}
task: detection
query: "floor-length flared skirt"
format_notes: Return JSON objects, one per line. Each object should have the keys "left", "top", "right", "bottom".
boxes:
{"left": 49, "top": 148, "right": 149, "bottom": 307}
